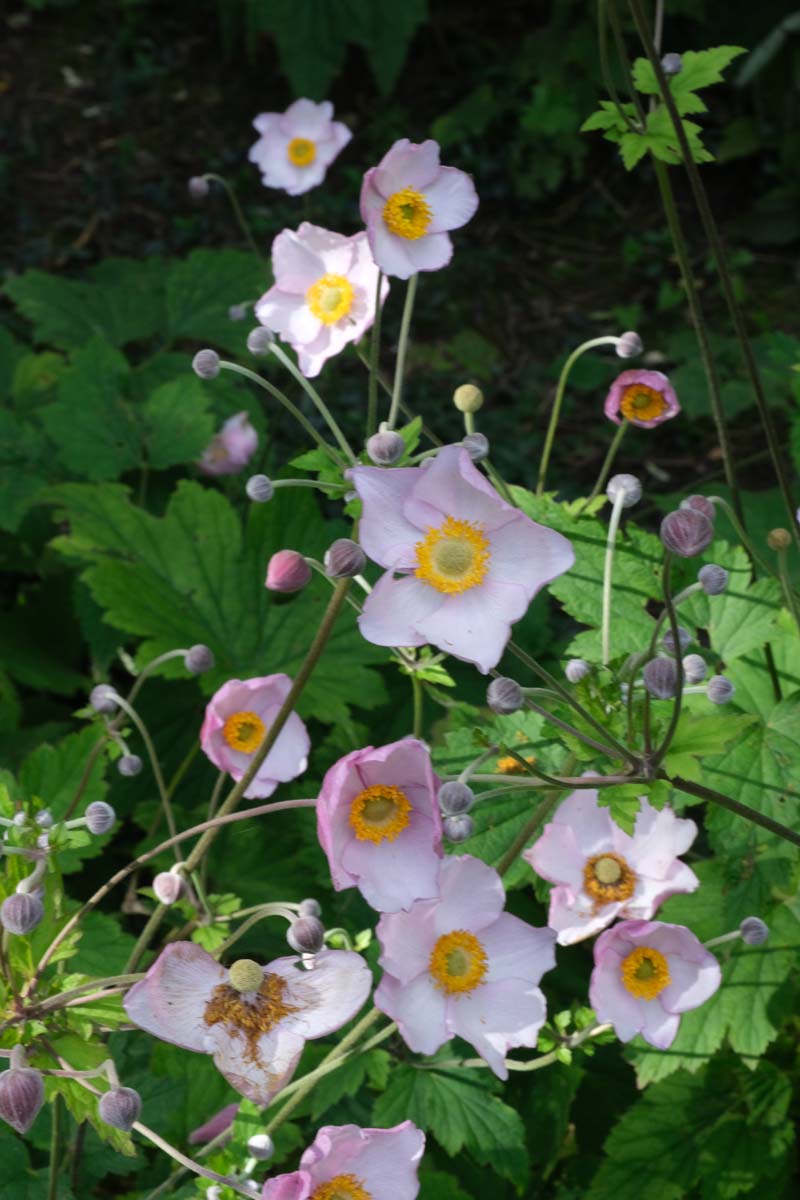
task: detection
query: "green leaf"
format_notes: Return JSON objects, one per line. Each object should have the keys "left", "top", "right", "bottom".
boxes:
{"left": 42, "top": 1035, "right": 135, "bottom": 1157}
{"left": 633, "top": 47, "right": 747, "bottom": 115}
{"left": 680, "top": 542, "right": 782, "bottom": 663}
{"left": 596, "top": 784, "right": 641, "bottom": 835}
{"left": 165, "top": 249, "right": 266, "bottom": 354}
{"left": 419, "top": 1172, "right": 473, "bottom": 1200}
{"left": 70, "top": 912, "right": 138, "bottom": 976}
{"left": 144, "top": 377, "right": 215, "bottom": 470}
{"left": 138, "top": 1042, "right": 238, "bottom": 1143}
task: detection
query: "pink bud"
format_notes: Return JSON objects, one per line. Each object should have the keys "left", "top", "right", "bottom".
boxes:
{"left": 265, "top": 550, "right": 312, "bottom": 594}
{"left": 0, "top": 1066, "right": 45, "bottom": 1134}
{"left": 153, "top": 872, "right": 184, "bottom": 906}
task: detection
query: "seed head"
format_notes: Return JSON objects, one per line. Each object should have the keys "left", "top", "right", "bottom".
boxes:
{"left": 565, "top": 659, "right": 590, "bottom": 684}
{"left": 0, "top": 1064, "right": 45, "bottom": 1134}
{"left": 452, "top": 383, "right": 484, "bottom": 413}
{"left": 740, "top": 916, "right": 769, "bottom": 946}
{"left": 443, "top": 813, "right": 474, "bottom": 842}
{"left": 85, "top": 801, "right": 116, "bottom": 836}
{"left": 462, "top": 432, "right": 489, "bottom": 463}
{"left": 438, "top": 781, "right": 475, "bottom": 815}
{"left": 682, "top": 653, "right": 707, "bottom": 684}
{"left": 99, "top": 1087, "right": 142, "bottom": 1132}
{"left": 660, "top": 508, "right": 714, "bottom": 558}
{"left": 324, "top": 538, "right": 366, "bottom": 579}
{"left": 118, "top": 754, "right": 143, "bottom": 777}
{"left": 486, "top": 676, "right": 523, "bottom": 715}
{"left": 607, "top": 473, "right": 642, "bottom": 508}
{"left": 616, "top": 331, "right": 643, "bottom": 359}
{"left": 185, "top": 645, "right": 215, "bottom": 675}
{"left": 706, "top": 675, "right": 735, "bottom": 705}
{"left": 228, "top": 959, "right": 265, "bottom": 994}
{"left": 643, "top": 657, "right": 678, "bottom": 699}
{"left": 1, "top": 892, "right": 44, "bottom": 936}
{"left": 192, "top": 349, "right": 221, "bottom": 380}
{"left": 767, "top": 528, "right": 792, "bottom": 552}
{"left": 699, "top": 564, "right": 728, "bottom": 595}
{"left": 90, "top": 684, "right": 118, "bottom": 715}
{"left": 287, "top": 916, "right": 325, "bottom": 955}
{"left": 366, "top": 430, "right": 405, "bottom": 466}
{"left": 265, "top": 549, "right": 312, "bottom": 594}
{"left": 245, "top": 474, "right": 274, "bottom": 503}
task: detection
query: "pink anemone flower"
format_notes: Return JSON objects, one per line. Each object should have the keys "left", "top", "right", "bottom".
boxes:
{"left": 374, "top": 855, "right": 556, "bottom": 1077}
{"left": 524, "top": 789, "right": 699, "bottom": 945}
{"left": 262, "top": 1121, "right": 425, "bottom": 1200}
{"left": 198, "top": 412, "right": 258, "bottom": 476}
{"left": 200, "top": 675, "right": 310, "bottom": 799}
{"left": 249, "top": 99, "right": 351, "bottom": 196}
{"left": 316, "top": 738, "right": 443, "bottom": 913}
{"left": 255, "top": 224, "right": 388, "bottom": 379}
{"left": 590, "top": 920, "right": 721, "bottom": 1048}
{"left": 124, "top": 943, "right": 371, "bottom": 1105}
{"left": 360, "top": 139, "right": 478, "bottom": 279}
{"left": 604, "top": 369, "right": 680, "bottom": 428}
{"left": 347, "top": 444, "right": 575, "bottom": 673}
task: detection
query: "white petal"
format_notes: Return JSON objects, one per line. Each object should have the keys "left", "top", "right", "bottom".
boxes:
{"left": 358, "top": 573, "right": 440, "bottom": 649}
{"left": 424, "top": 166, "right": 479, "bottom": 232}
{"left": 374, "top": 139, "right": 441, "bottom": 194}
{"left": 376, "top": 904, "right": 439, "bottom": 984}
{"left": 452, "top": 979, "right": 547, "bottom": 1078}
{"left": 123, "top": 943, "right": 225, "bottom": 1052}
{"left": 480, "top": 914, "right": 556, "bottom": 985}
{"left": 210, "top": 1023, "right": 305, "bottom": 1105}
{"left": 374, "top": 972, "right": 448, "bottom": 1055}
{"left": 416, "top": 579, "right": 527, "bottom": 673}
{"left": 434, "top": 855, "right": 505, "bottom": 934}
{"left": 271, "top": 950, "right": 372, "bottom": 1039}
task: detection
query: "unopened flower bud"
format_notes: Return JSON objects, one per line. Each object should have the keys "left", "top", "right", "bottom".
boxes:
{"left": 706, "top": 675, "right": 735, "bottom": 705}
{"left": 324, "top": 538, "right": 366, "bottom": 579}
{"left": 188, "top": 175, "right": 210, "bottom": 200}
{"left": 35, "top": 810, "right": 53, "bottom": 828}
{"left": 1, "top": 892, "right": 44, "bottom": 936}
{"left": 439, "top": 781, "right": 475, "bottom": 816}
{"left": 118, "top": 754, "right": 143, "bottom": 777}
{"left": 246, "top": 326, "right": 275, "bottom": 355}
{"left": 90, "top": 684, "right": 118, "bottom": 715}
{"left": 247, "top": 1133, "right": 275, "bottom": 1160}
{"left": 616, "top": 331, "right": 643, "bottom": 359}
{"left": 607, "top": 473, "right": 642, "bottom": 508}
{"left": 565, "top": 659, "right": 590, "bottom": 684}
{"left": 740, "top": 916, "right": 769, "bottom": 946}
{"left": 287, "top": 916, "right": 325, "bottom": 955}
{"left": 443, "top": 813, "right": 474, "bottom": 842}
{"left": 643, "top": 657, "right": 678, "bottom": 699}
{"left": 661, "top": 52, "right": 683, "bottom": 76}
{"left": 228, "top": 304, "right": 248, "bottom": 322}
{"left": 0, "top": 1064, "right": 45, "bottom": 1134}
{"left": 298, "top": 898, "right": 321, "bottom": 918}
{"left": 486, "top": 676, "right": 523, "bottom": 715}
{"left": 245, "top": 474, "right": 274, "bottom": 503}
{"left": 699, "top": 564, "right": 728, "bottom": 595}
{"left": 767, "top": 528, "right": 792, "bottom": 551}
{"left": 663, "top": 625, "right": 691, "bottom": 653}
{"left": 85, "top": 801, "right": 116, "bottom": 835}
{"left": 462, "top": 432, "right": 489, "bottom": 463}
{"left": 680, "top": 494, "right": 715, "bottom": 522}
{"left": 153, "top": 872, "right": 184, "bottom": 906}
{"left": 185, "top": 644, "right": 215, "bottom": 675}
{"left": 99, "top": 1086, "right": 142, "bottom": 1132}
{"left": 192, "top": 349, "right": 220, "bottom": 379}
{"left": 452, "top": 383, "right": 484, "bottom": 414}
{"left": 660, "top": 509, "right": 714, "bottom": 558}
{"left": 366, "top": 430, "right": 405, "bottom": 465}
{"left": 265, "top": 549, "right": 312, "bottom": 594}
{"left": 682, "top": 653, "right": 707, "bottom": 684}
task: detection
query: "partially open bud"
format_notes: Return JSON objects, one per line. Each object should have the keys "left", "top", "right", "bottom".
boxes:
{"left": 1, "top": 892, "right": 44, "bottom": 936}
{"left": 265, "top": 550, "right": 312, "bottom": 594}
{"left": 452, "top": 383, "right": 484, "bottom": 414}
{"left": 707, "top": 675, "right": 735, "bottom": 705}
{"left": 682, "top": 653, "right": 707, "bottom": 684}
{"left": 247, "top": 1133, "right": 275, "bottom": 1160}
{"left": 660, "top": 509, "right": 714, "bottom": 558}
{"left": 767, "top": 528, "right": 792, "bottom": 552}
{"left": 228, "top": 959, "right": 265, "bottom": 994}
{"left": 118, "top": 754, "right": 143, "bottom": 777}
{"left": 366, "top": 430, "right": 405, "bottom": 466}
{"left": 661, "top": 52, "right": 683, "bottom": 75}
{"left": 192, "top": 349, "right": 221, "bottom": 380}
{"left": 680, "top": 494, "right": 715, "bottom": 522}
{"left": 246, "top": 326, "right": 275, "bottom": 356}
{"left": 740, "top": 916, "right": 769, "bottom": 946}
{"left": 0, "top": 1061, "right": 45, "bottom": 1134}
{"left": 324, "top": 538, "right": 366, "bottom": 579}
{"left": 462, "top": 432, "right": 489, "bottom": 463}
{"left": 643, "top": 657, "right": 678, "bottom": 699}
{"left": 245, "top": 474, "right": 274, "bottom": 503}
{"left": 607, "top": 474, "right": 642, "bottom": 508}
{"left": 439, "top": 781, "right": 475, "bottom": 816}
{"left": 298, "top": 898, "right": 321, "bottom": 918}
{"left": 90, "top": 684, "right": 119, "bottom": 715}
{"left": 663, "top": 625, "right": 691, "bottom": 654}
{"left": 615, "top": 331, "right": 643, "bottom": 359}
{"left": 188, "top": 175, "right": 210, "bottom": 200}
{"left": 699, "top": 564, "right": 728, "bottom": 595}
{"left": 99, "top": 1086, "right": 142, "bottom": 1132}
{"left": 287, "top": 916, "right": 325, "bottom": 955}
{"left": 153, "top": 872, "right": 184, "bottom": 906}
{"left": 487, "top": 677, "right": 523, "bottom": 715}
{"left": 443, "top": 813, "right": 474, "bottom": 842}
{"left": 185, "top": 644, "right": 215, "bottom": 675}
{"left": 85, "top": 801, "right": 116, "bottom": 836}
{"left": 565, "top": 659, "right": 590, "bottom": 684}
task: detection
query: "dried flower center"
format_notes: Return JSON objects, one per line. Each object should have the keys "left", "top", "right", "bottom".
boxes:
{"left": 222, "top": 710, "right": 265, "bottom": 753}
{"left": 583, "top": 853, "right": 636, "bottom": 905}
{"left": 429, "top": 929, "right": 488, "bottom": 994}
{"left": 619, "top": 383, "right": 667, "bottom": 423}
{"left": 621, "top": 946, "right": 671, "bottom": 1000}
{"left": 306, "top": 273, "right": 355, "bottom": 325}
{"left": 383, "top": 186, "right": 432, "bottom": 239}
{"left": 310, "top": 1176, "right": 372, "bottom": 1200}
{"left": 287, "top": 137, "right": 316, "bottom": 166}
{"left": 203, "top": 973, "right": 299, "bottom": 1062}
{"left": 415, "top": 516, "right": 490, "bottom": 594}
{"left": 349, "top": 784, "right": 412, "bottom": 844}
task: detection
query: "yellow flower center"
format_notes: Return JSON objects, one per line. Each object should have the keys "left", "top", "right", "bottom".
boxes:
{"left": 496, "top": 753, "right": 537, "bottom": 775}
{"left": 306, "top": 273, "right": 355, "bottom": 325}
{"left": 619, "top": 383, "right": 667, "bottom": 423}
{"left": 620, "top": 945, "right": 671, "bottom": 1000}
{"left": 287, "top": 137, "right": 316, "bottom": 166}
{"left": 311, "top": 1177, "right": 372, "bottom": 1200}
{"left": 349, "top": 784, "right": 412, "bottom": 844}
{"left": 221, "top": 710, "right": 266, "bottom": 753}
{"left": 429, "top": 929, "right": 488, "bottom": 994}
{"left": 415, "top": 516, "right": 490, "bottom": 594}
{"left": 382, "top": 186, "right": 432, "bottom": 239}
{"left": 583, "top": 853, "right": 636, "bottom": 905}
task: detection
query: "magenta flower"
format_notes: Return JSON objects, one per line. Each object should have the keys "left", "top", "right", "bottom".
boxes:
{"left": 524, "top": 789, "right": 698, "bottom": 946}
{"left": 124, "top": 943, "right": 371, "bottom": 1105}
{"left": 200, "top": 675, "right": 310, "bottom": 799}
{"left": 360, "top": 139, "right": 479, "bottom": 279}
{"left": 261, "top": 1121, "right": 425, "bottom": 1200}
{"left": 590, "top": 920, "right": 721, "bottom": 1048}
{"left": 248, "top": 99, "right": 351, "bottom": 197}
{"left": 255, "top": 224, "right": 388, "bottom": 378}
{"left": 604, "top": 369, "right": 680, "bottom": 428}
{"left": 317, "top": 738, "right": 443, "bottom": 913}
{"left": 198, "top": 412, "right": 258, "bottom": 476}
{"left": 374, "top": 855, "right": 556, "bottom": 1077}
{"left": 348, "top": 445, "right": 574, "bottom": 673}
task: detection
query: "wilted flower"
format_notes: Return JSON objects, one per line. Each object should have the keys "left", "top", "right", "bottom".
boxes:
{"left": 348, "top": 445, "right": 574, "bottom": 673}
{"left": 590, "top": 919, "right": 721, "bottom": 1048}
{"left": 200, "top": 675, "right": 309, "bottom": 799}
{"left": 262, "top": 1122, "right": 425, "bottom": 1200}
{"left": 248, "top": 99, "right": 351, "bottom": 196}
{"left": 360, "top": 139, "right": 479, "bottom": 280}
{"left": 524, "top": 789, "right": 699, "bottom": 945}
{"left": 198, "top": 412, "right": 258, "bottom": 477}
{"left": 374, "top": 855, "right": 556, "bottom": 1075}
{"left": 124, "top": 942, "right": 371, "bottom": 1105}
{"left": 604, "top": 369, "right": 680, "bottom": 428}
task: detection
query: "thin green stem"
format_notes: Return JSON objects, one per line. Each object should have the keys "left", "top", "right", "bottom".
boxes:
{"left": 577, "top": 420, "right": 628, "bottom": 516}
{"left": 110, "top": 694, "right": 180, "bottom": 855}
{"left": 602, "top": 488, "right": 627, "bottom": 665}
{"left": 776, "top": 546, "right": 800, "bottom": 638}
{"left": 497, "top": 754, "right": 578, "bottom": 875}
{"left": 652, "top": 554, "right": 685, "bottom": 766}
{"left": 270, "top": 342, "right": 357, "bottom": 464}
{"left": 203, "top": 173, "right": 265, "bottom": 264}
{"left": 597, "top": 0, "right": 639, "bottom": 132}
{"left": 412, "top": 674, "right": 424, "bottom": 739}
{"left": 48, "top": 1094, "right": 63, "bottom": 1200}
{"left": 215, "top": 904, "right": 297, "bottom": 958}
{"left": 387, "top": 274, "right": 418, "bottom": 430}
{"left": 710, "top": 497, "right": 775, "bottom": 578}
{"left": 367, "top": 270, "right": 384, "bottom": 437}
{"left": 664, "top": 774, "right": 800, "bottom": 848}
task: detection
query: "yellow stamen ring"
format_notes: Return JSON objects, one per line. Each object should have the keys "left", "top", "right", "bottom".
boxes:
{"left": 583, "top": 853, "right": 636, "bottom": 905}
{"left": 222, "top": 710, "right": 266, "bottom": 753}
{"left": 310, "top": 1176, "right": 372, "bottom": 1200}
{"left": 382, "top": 186, "right": 432, "bottom": 240}
{"left": 287, "top": 137, "right": 316, "bottom": 166}
{"left": 415, "top": 516, "right": 490, "bottom": 595}
{"left": 619, "top": 383, "right": 667, "bottom": 422}
{"left": 429, "top": 929, "right": 488, "bottom": 994}
{"left": 620, "top": 945, "right": 671, "bottom": 1000}
{"left": 306, "top": 273, "right": 355, "bottom": 325}
{"left": 349, "top": 785, "right": 412, "bottom": 844}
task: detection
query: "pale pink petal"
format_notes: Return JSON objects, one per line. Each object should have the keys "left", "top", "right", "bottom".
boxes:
{"left": 433, "top": 855, "right": 505, "bottom": 934}
{"left": 659, "top": 951, "right": 721, "bottom": 1014}
{"left": 403, "top": 232, "right": 453, "bottom": 273}
{"left": 123, "top": 943, "right": 225, "bottom": 1052}
{"left": 358, "top": 573, "right": 441, "bottom": 649}
{"left": 628, "top": 800, "right": 698, "bottom": 878}
{"left": 548, "top": 789, "right": 616, "bottom": 856}
{"left": 487, "top": 512, "right": 576, "bottom": 594}
{"left": 359, "top": 167, "right": 385, "bottom": 222}
{"left": 523, "top": 821, "right": 585, "bottom": 890}
{"left": 271, "top": 228, "right": 326, "bottom": 292}
{"left": 281, "top": 99, "right": 334, "bottom": 138}
{"left": 403, "top": 444, "right": 509, "bottom": 530}
{"left": 346, "top": 1123, "right": 426, "bottom": 1200}
{"left": 367, "top": 218, "right": 418, "bottom": 280}
{"left": 424, "top": 166, "right": 479, "bottom": 232}
{"left": 252, "top": 112, "right": 279, "bottom": 136}
{"left": 262, "top": 1171, "right": 313, "bottom": 1200}
{"left": 479, "top": 913, "right": 556, "bottom": 985}
{"left": 374, "top": 971, "right": 448, "bottom": 1055}
{"left": 377, "top": 903, "right": 439, "bottom": 985}
{"left": 623, "top": 860, "right": 699, "bottom": 920}
{"left": 296, "top": 330, "right": 333, "bottom": 379}
{"left": 210, "top": 1022, "right": 305, "bottom": 1106}
{"left": 548, "top": 889, "right": 623, "bottom": 946}
{"left": 589, "top": 947, "right": 643, "bottom": 1042}
{"left": 374, "top": 139, "right": 441, "bottom": 195}
{"left": 188, "top": 1102, "right": 239, "bottom": 1145}
{"left": 255, "top": 289, "right": 321, "bottom": 346}
{"left": 452, "top": 978, "right": 547, "bottom": 1078}
{"left": 269, "top": 950, "right": 373, "bottom": 1040}
{"left": 415, "top": 578, "right": 528, "bottom": 672}
{"left": 315, "top": 121, "right": 352, "bottom": 165}
{"left": 347, "top": 464, "right": 422, "bottom": 568}
{"left": 639, "top": 1003, "right": 680, "bottom": 1049}
{"left": 340, "top": 810, "right": 442, "bottom": 912}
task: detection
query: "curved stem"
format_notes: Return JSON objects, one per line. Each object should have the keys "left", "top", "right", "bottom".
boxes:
{"left": 652, "top": 554, "right": 685, "bottom": 766}
{"left": 387, "top": 274, "right": 418, "bottom": 430}
{"left": 215, "top": 904, "right": 297, "bottom": 958}
{"left": 202, "top": 173, "right": 265, "bottom": 265}
{"left": 664, "top": 774, "right": 800, "bottom": 849}
{"left": 269, "top": 342, "right": 357, "bottom": 464}
{"left": 110, "top": 694, "right": 180, "bottom": 857}
{"left": 576, "top": 419, "right": 628, "bottom": 516}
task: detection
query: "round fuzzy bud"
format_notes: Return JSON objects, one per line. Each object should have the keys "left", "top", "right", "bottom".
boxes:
{"left": 85, "top": 801, "right": 116, "bottom": 836}
{"left": 565, "top": 659, "right": 590, "bottom": 684}
{"left": 680, "top": 494, "right": 716, "bottom": 522}
{"left": 1, "top": 892, "right": 44, "bottom": 936}
{"left": 366, "top": 430, "right": 405, "bottom": 466}
{"left": 153, "top": 872, "right": 184, "bottom": 906}
{"left": 616, "top": 331, "right": 643, "bottom": 359}
{"left": 185, "top": 644, "right": 215, "bottom": 675}
{"left": 188, "top": 175, "right": 210, "bottom": 200}
{"left": 228, "top": 959, "right": 264, "bottom": 994}
{"left": 265, "top": 549, "right": 312, "bottom": 594}
{"left": 643, "top": 657, "right": 678, "bottom": 699}
{"left": 118, "top": 754, "right": 143, "bottom": 777}
{"left": 324, "top": 538, "right": 366, "bottom": 579}
{"left": 298, "top": 898, "right": 321, "bottom": 918}
{"left": 607, "top": 473, "right": 642, "bottom": 508}
{"left": 462, "top": 432, "right": 489, "bottom": 463}
{"left": 452, "top": 383, "right": 484, "bottom": 414}
{"left": 443, "top": 813, "right": 474, "bottom": 842}
{"left": 699, "top": 564, "right": 728, "bottom": 595}
{"left": 287, "top": 916, "right": 325, "bottom": 955}
{"left": 247, "top": 1133, "right": 275, "bottom": 1161}
{"left": 0, "top": 1066, "right": 45, "bottom": 1134}
{"left": 245, "top": 474, "right": 274, "bottom": 503}
{"left": 661, "top": 52, "right": 683, "bottom": 76}
{"left": 682, "top": 653, "right": 707, "bottom": 684}
{"left": 660, "top": 508, "right": 714, "bottom": 558}
{"left": 487, "top": 676, "right": 523, "bottom": 715}
{"left": 35, "top": 810, "right": 53, "bottom": 828}
{"left": 246, "top": 326, "right": 274, "bottom": 356}
{"left": 90, "top": 684, "right": 118, "bottom": 715}
{"left": 740, "top": 916, "right": 769, "bottom": 946}
{"left": 707, "top": 675, "right": 735, "bottom": 705}
{"left": 228, "top": 303, "right": 248, "bottom": 322}
{"left": 767, "top": 528, "right": 792, "bottom": 552}
{"left": 192, "top": 349, "right": 220, "bottom": 380}
{"left": 663, "top": 625, "right": 691, "bottom": 654}
{"left": 99, "top": 1086, "right": 142, "bottom": 1132}
{"left": 438, "top": 781, "right": 475, "bottom": 816}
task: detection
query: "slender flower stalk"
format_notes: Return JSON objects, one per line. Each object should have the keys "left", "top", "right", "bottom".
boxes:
{"left": 602, "top": 486, "right": 627, "bottom": 665}
{"left": 106, "top": 693, "right": 180, "bottom": 856}
{"left": 367, "top": 269, "right": 384, "bottom": 436}
{"left": 387, "top": 273, "right": 418, "bottom": 429}
{"left": 269, "top": 341, "right": 357, "bottom": 463}
{"left": 577, "top": 419, "right": 628, "bottom": 515}
{"left": 197, "top": 173, "right": 265, "bottom": 264}
{"left": 773, "top": 541, "right": 800, "bottom": 638}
